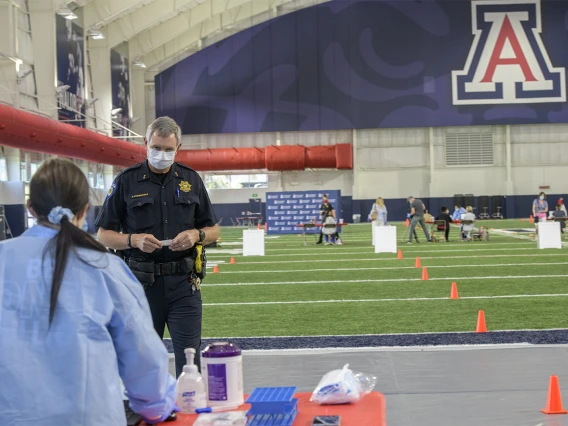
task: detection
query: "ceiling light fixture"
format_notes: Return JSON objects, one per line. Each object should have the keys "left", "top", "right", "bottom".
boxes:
{"left": 132, "top": 58, "right": 147, "bottom": 68}
{"left": 86, "top": 29, "right": 105, "bottom": 39}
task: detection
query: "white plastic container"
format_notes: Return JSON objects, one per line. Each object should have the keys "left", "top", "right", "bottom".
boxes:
{"left": 201, "top": 342, "right": 244, "bottom": 408}
{"left": 176, "top": 348, "right": 207, "bottom": 413}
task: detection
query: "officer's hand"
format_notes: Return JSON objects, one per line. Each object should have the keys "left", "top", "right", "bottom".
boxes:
{"left": 170, "top": 229, "right": 199, "bottom": 252}
{"left": 133, "top": 234, "right": 162, "bottom": 253}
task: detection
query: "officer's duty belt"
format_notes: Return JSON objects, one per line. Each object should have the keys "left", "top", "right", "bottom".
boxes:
{"left": 128, "top": 257, "right": 195, "bottom": 277}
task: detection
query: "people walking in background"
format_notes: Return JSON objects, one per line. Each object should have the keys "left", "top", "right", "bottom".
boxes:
{"left": 369, "top": 197, "right": 388, "bottom": 225}
{"left": 407, "top": 196, "right": 431, "bottom": 244}
{"left": 532, "top": 192, "right": 548, "bottom": 223}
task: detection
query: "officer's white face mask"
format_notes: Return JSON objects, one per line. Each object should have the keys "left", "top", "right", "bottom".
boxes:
{"left": 147, "top": 147, "right": 176, "bottom": 170}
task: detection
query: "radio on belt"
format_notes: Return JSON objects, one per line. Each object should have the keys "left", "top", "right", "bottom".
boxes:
{"left": 202, "top": 342, "right": 244, "bottom": 409}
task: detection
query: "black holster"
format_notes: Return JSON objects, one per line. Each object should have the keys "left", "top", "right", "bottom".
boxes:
{"left": 128, "top": 257, "right": 155, "bottom": 290}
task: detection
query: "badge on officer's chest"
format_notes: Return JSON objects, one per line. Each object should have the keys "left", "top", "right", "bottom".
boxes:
{"left": 179, "top": 181, "right": 191, "bottom": 192}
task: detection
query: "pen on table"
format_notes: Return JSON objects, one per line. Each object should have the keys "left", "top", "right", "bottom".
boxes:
{"left": 195, "top": 405, "right": 241, "bottom": 413}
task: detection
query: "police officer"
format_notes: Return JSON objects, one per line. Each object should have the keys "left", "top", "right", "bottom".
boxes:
{"left": 96, "top": 116, "right": 219, "bottom": 377}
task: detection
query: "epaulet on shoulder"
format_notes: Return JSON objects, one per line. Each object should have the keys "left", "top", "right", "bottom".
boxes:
{"left": 176, "top": 162, "right": 196, "bottom": 173}
{"left": 116, "top": 162, "right": 143, "bottom": 178}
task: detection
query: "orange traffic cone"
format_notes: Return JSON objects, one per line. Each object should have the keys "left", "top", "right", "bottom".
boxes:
{"left": 264, "top": 222, "right": 267, "bottom": 231}
{"left": 521, "top": 218, "right": 525, "bottom": 222}
{"left": 397, "top": 250, "right": 403, "bottom": 260}
{"left": 230, "top": 257, "right": 236, "bottom": 264}
{"left": 421, "top": 267, "right": 429, "bottom": 281}
{"left": 405, "top": 219, "right": 410, "bottom": 227}
{"left": 257, "top": 223, "right": 261, "bottom": 230}
{"left": 476, "top": 310, "right": 487, "bottom": 333}
{"left": 415, "top": 257, "right": 421, "bottom": 268}
{"left": 530, "top": 215, "right": 534, "bottom": 224}
{"left": 542, "top": 375, "right": 568, "bottom": 414}
{"left": 213, "top": 265, "right": 219, "bottom": 273}
{"left": 450, "top": 282, "right": 459, "bottom": 299}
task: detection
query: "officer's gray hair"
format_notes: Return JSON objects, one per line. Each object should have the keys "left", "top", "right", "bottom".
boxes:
{"left": 146, "top": 116, "right": 182, "bottom": 145}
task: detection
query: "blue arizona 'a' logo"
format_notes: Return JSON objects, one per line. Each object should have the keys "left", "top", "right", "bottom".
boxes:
{"left": 452, "top": 0, "right": 566, "bottom": 105}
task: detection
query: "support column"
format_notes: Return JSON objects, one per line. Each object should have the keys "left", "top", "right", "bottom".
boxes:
{"left": 88, "top": 37, "right": 112, "bottom": 136}
{"left": 103, "top": 164, "right": 114, "bottom": 190}
{"left": 428, "top": 127, "right": 435, "bottom": 197}
{"left": 352, "top": 129, "right": 359, "bottom": 200}
{"left": 130, "top": 66, "right": 146, "bottom": 137}
{"left": 28, "top": 0, "right": 57, "bottom": 119}
{"left": 79, "top": 160, "right": 89, "bottom": 178}
{"left": 5, "top": 146, "right": 20, "bottom": 181}
{"left": 505, "top": 125, "right": 514, "bottom": 195}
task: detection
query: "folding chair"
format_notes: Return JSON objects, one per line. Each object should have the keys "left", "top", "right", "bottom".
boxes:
{"left": 230, "top": 217, "right": 238, "bottom": 227}
{"left": 432, "top": 220, "right": 447, "bottom": 242}
{"left": 461, "top": 220, "right": 474, "bottom": 241}
{"left": 301, "top": 223, "right": 318, "bottom": 246}
{"left": 554, "top": 217, "right": 567, "bottom": 239}
{"left": 323, "top": 223, "right": 338, "bottom": 245}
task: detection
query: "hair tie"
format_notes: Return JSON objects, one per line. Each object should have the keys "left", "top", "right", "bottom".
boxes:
{"left": 47, "top": 206, "right": 75, "bottom": 225}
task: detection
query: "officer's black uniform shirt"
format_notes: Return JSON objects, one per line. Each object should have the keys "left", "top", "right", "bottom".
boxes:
{"left": 95, "top": 161, "right": 217, "bottom": 262}
{"left": 320, "top": 202, "right": 334, "bottom": 220}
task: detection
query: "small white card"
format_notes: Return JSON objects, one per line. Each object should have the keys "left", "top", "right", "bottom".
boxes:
{"left": 160, "top": 239, "right": 173, "bottom": 246}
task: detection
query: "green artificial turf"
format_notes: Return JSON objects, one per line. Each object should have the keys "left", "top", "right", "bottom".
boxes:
{"left": 165, "top": 220, "right": 568, "bottom": 338}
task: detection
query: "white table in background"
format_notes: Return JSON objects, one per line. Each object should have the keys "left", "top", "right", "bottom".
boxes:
{"left": 375, "top": 225, "right": 397, "bottom": 254}
{"left": 537, "top": 221, "right": 562, "bottom": 249}
{"left": 243, "top": 229, "right": 265, "bottom": 256}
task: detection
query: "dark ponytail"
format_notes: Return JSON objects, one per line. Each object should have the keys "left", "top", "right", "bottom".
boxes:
{"left": 29, "top": 158, "right": 108, "bottom": 325}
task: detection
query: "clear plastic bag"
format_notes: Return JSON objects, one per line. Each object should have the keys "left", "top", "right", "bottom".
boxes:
{"left": 310, "top": 364, "right": 377, "bottom": 405}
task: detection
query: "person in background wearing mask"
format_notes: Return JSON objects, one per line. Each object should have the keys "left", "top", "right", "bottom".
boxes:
{"left": 0, "top": 159, "right": 176, "bottom": 425}
{"left": 558, "top": 197, "right": 567, "bottom": 216}
{"left": 451, "top": 205, "right": 466, "bottom": 221}
{"left": 532, "top": 192, "right": 548, "bottom": 223}
{"left": 96, "top": 116, "right": 220, "bottom": 378}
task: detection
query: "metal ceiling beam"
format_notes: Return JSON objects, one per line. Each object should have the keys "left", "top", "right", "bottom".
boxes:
{"left": 83, "top": 0, "right": 151, "bottom": 30}
{"left": 105, "top": 0, "right": 201, "bottom": 48}
{"left": 128, "top": 0, "right": 252, "bottom": 59}
{"left": 142, "top": 0, "right": 328, "bottom": 69}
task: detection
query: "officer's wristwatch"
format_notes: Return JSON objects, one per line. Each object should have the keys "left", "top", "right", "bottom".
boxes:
{"left": 198, "top": 229, "right": 205, "bottom": 243}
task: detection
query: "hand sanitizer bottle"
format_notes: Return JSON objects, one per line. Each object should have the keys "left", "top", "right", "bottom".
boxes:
{"left": 176, "top": 348, "right": 207, "bottom": 413}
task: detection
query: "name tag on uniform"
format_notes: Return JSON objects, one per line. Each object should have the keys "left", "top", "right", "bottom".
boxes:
{"left": 160, "top": 240, "right": 173, "bottom": 246}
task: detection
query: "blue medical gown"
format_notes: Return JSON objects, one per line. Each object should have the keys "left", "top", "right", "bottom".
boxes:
{"left": 0, "top": 225, "right": 177, "bottom": 425}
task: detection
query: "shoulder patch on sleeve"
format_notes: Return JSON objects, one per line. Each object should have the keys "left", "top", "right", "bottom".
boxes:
{"left": 107, "top": 183, "right": 116, "bottom": 198}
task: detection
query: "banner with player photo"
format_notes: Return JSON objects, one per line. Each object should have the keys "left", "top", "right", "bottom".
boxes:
{"left": 56, "top": 15, "right": 85, "bottom": 127}
{"left": 110, "top": 49, "right": 131, "bottom": 137}
{"left": 265, "top": 190, "right": 341, "bottom": 235}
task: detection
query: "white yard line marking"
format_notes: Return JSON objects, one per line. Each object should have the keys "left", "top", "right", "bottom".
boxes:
{"left": 204, "top": 293, "right": 568, "bottom": 307}
{"left": 207, "top": 253, "right": 566, "bottom": 265}
{"left": 205, "top": 274, "right": 568, "bottom": 287}
{"left": 211, "top": 262, "right": 568, "bottom": 274}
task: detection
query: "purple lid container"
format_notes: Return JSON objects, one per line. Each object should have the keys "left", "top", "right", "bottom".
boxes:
{"left": 202, "top": 342, "right": 242, "bottom": 358}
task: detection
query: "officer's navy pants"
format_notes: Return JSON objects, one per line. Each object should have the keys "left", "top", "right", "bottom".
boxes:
{"left": 145, "top": 274, "right": 202, "bottom": 378}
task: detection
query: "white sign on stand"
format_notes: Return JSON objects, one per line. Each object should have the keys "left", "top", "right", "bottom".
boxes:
{"left": 243, "top": 229, "right": 265, "bottom": 256}
{"left": 537, "top": 221, "right": 562, "bottom": 249}
{"left": 374, "top": 225, "right": 397, "bottom": 253}
{"left": 371, "top": 220, "right": 377, "bottom": 245}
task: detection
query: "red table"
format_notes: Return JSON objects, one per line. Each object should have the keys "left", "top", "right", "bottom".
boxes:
{"left": 144, "top": 392, "right": 386, "bottom": 425}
